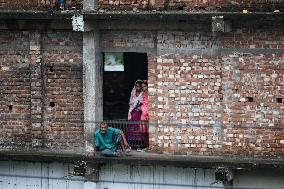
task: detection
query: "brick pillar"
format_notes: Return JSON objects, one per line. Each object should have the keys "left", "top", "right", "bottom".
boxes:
{"left": 147, "top": 54, "right": 159, "bottom": 151}
{"left": 29, "top": 31, "right": 44, "bottom": 148}
{"left": 83, "top": 28, "right": 103, "bottom": 154}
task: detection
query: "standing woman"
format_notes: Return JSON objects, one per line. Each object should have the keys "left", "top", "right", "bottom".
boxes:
{"left": 127, "top": 80, "right": 144, "bottom": 148}
{"left": 140, "top": 80, "right": 149, "bottom": 148}
{"left": 141, "top": 80, "right": 149, "bottom": 121}
{"left": 128, "top": 80, "right": 144, "bottom": 121}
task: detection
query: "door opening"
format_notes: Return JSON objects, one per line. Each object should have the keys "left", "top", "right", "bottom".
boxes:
{"left": 103, "top": 52, "right": 149, "bottom": 149}
{"left": 103, "top": 52, "right": 148, "bottom": 120}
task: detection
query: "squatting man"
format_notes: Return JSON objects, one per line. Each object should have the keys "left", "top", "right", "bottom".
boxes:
{"left": 93, "top": 122, "right": 131, "bottom": 156}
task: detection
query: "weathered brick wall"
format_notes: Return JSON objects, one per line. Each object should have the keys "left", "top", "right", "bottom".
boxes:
{"left": 42, "top": 31, "right": 84, "bottom": 150}
{"left": 148, "top": 53, "right": 223, "bottom": 156}
{"left": 0, "top": 31, "right": 31, "bottom": 148}
{"left": 220, "top": 26, "right": 284, "bottom": 156}
{"left": 103, "top": 26, "right": 284, "bottom": 157}
{"left": 101, "top": 31, "right": 155, "bottom": 50}
{"left": 0, "top": 30, "right": 84, "bottom": 152}
{"left": 0, "top": 0, "right": 281, "bottom": 10}
{"left": 1, "top": 23, "right": 283, "bottom": 158}
{"left": 98, "top": 0, "right": 284, "bottom": 11}
{"left": 221, "top": 53, "right": 284, "bottom": 156}
{"left": 0, "top": 0, "right": 82, "bottom": 10}
{"left": 157, "top": 31, "right": 220, "bottom": 54}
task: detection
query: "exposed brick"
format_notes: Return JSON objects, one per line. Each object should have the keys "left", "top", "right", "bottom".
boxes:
{"left": 0, "top": 0, "right": 82, "bottom": 9}
{"left": 0, "top": 30, "right": 84, "bottom": 152}
{"left": 97, "top": 0, "right": 284, "bottom": 10}
{"left": 1, "top": 22, "right": 284, "bottom": 159}
{"left": 0, "top": 0, "right": 282, "bottom": 11}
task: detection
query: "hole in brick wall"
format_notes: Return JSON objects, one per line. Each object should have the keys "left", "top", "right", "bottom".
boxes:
{"left": 276, "top": 98, "right": 283, "bottom": 103}
{"left": 49, "top": 66, "right": 54, "bottom": 72}
{"left": 247, "top": 97, "right": 254, "bottom": 102}
{"left": 49, "top": 102, "right": 55, "bottom": 107}
{"left": 8, "top": 105, "right": 13, "bottom": 110}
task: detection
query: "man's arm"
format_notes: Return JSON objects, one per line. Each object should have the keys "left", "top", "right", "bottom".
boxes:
{"left": 108, "top": 127, "right": 121, "bottom": 135}
{"left": 119, "top": 130, "right": 130, "bottom": 150}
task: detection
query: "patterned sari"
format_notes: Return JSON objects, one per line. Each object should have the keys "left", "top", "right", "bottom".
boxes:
{"left": 127, "top": 84, "right": 144, "bottom": 147}
{"left": 141, "top": 92, "right": 149, "bottom": 121}
{"left": 140, "top": 92, "right": 149, "bottom": 147}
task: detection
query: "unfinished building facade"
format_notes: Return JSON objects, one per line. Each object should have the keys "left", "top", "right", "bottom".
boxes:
{"left": 0, "top": 0, "right": 284, "bottom": 188}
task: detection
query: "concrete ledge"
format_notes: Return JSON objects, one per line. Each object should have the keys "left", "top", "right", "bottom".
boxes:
{"left": 0, "top": 10, "right": 74, "bottom": 19}
{"left": 0, "top": 10, "right": 283, "bottom": 21}
{"left": 0, "top": 150, "right": 283, "bottom": 170}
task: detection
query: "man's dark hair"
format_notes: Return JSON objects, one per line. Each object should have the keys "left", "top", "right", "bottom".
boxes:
{"left": 100, "top": 121, "right": 107, "bottom": 127}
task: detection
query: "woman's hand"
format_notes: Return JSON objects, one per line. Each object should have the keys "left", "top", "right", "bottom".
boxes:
{"left": 128, "top": 112, "right": 132, "bottom": 120}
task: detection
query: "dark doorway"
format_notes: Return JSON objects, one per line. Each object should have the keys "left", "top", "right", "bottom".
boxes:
{"left": 103, "top": 52, "right": 148, "bottom": 120}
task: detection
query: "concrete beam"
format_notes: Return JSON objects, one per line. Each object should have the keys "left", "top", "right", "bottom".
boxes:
{"left": 102, "top": 47, "right": 156, "bottom": 54}
{"left": 83, "top": 24, "right": 103, "bottom": 154}
{"left": 0, "top": 20, "right": 72, "bottom": 30}
{"left": 97, "top": 20, "right": 210, "bottom": 31}
{"left": 0, "top": 150, "right": 283, "bottom": 170}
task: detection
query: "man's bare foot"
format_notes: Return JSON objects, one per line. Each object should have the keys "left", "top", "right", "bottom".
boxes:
{"left": 125, "top": 146, "right": 132, "bottom": 153}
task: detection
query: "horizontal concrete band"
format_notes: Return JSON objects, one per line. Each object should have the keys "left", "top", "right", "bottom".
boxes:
{"left": 102, "top": 47, "right": 284, "bottom": 55}
{"left": 0, "top": 150, "right": 283, "bottom": 169}
{"left": 0, "top": 10, "right": 283, "bottom": 20}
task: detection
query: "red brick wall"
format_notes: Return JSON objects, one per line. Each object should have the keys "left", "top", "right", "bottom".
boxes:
{"left": 0, "top": 30, "right": 84, "bottom": 152}
{"left": 221, "top": 52, "right": 284, "bottom": 156}
{"left": 0, "top": 0, "right": 281, "bottom": 10}
{"left": 101, "top": 31, "right": 155, "bottom": 50}
{"left": 98, "top": 0, "right": 284, "bottom": 11}
{"left": 148, "top": 53, "right": 284, "bottom": 157}
{"left": 103, "top": 26, "right": 284, "bottom": 158}
{"left": 220, "top": 27, "right": 284, "bottom": 156}
{"left": 0, "top": 0, "right": 82, "bottom": 9}
{"left": 222, "top": 28, "right": 284, "bottom": 49}
{"left": 42, "top": 31, "right": 84, "bottom": 150}
{"left": 1, "top": 24, "right": 283, "bottom": 158}
{"left": 148, "top": 54, "right": 223, "bottom": 156}
{"left": 0, "top": 31, "right": 31, "bottom": 148}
